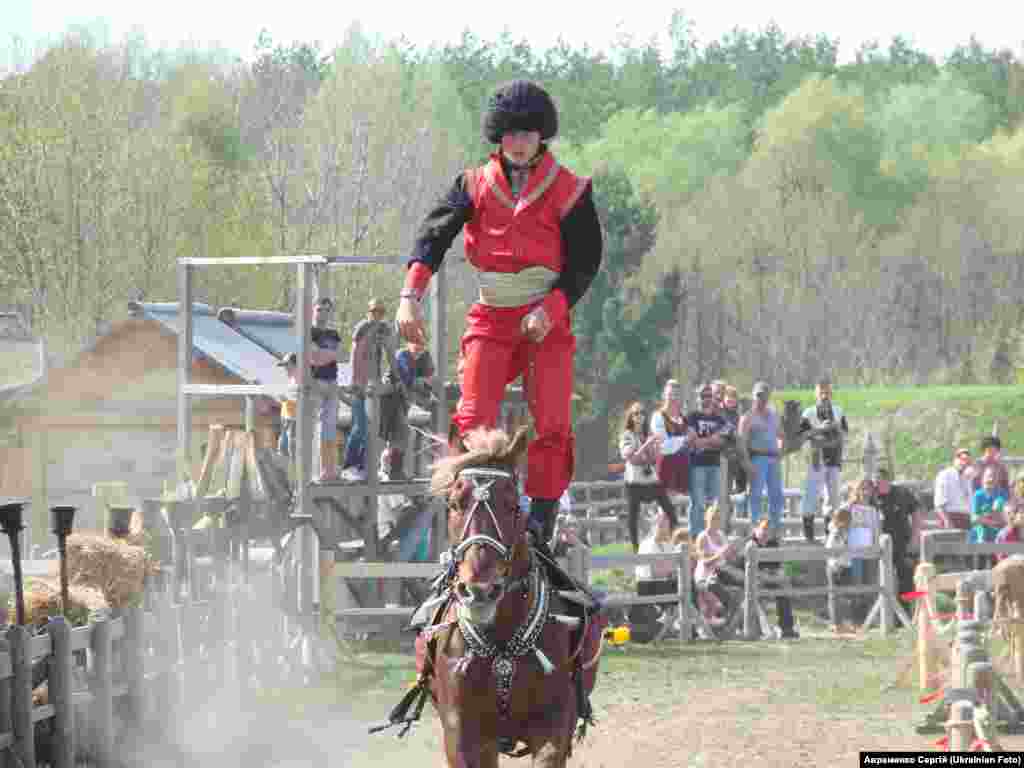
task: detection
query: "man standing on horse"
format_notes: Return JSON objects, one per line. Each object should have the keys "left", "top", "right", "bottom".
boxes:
{"left": 396, "top": 80, "right": 603, "bottom": 564}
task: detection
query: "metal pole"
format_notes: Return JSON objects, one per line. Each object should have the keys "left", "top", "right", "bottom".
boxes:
{"left": 294, "top": 263, "right": 315, "bottom": 617}
{"left": 0, "top": 503, "right": 27, "bottom": 626}
{"left": 177, "top": 262, "right": 194, "bottom": 483}
{"left": 429, "top": 262, "right": 448, "bottom": 439}
{"left": 51, "top": 506, "right": 76, "bottom": 617}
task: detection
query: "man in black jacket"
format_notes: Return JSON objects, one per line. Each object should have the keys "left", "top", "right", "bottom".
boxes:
{"left": 873, "top": 466, "right": 918, "bottom": 607}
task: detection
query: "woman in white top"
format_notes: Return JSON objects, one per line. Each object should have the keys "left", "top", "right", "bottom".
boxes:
{"left": 843, "top": 477, "right": 881, "bottom": 622}
{"left": 620, "top": 401, "right": 679, "bottom": 551}
{"left": 650, "top": 380, "right": 690, "bottom": 499}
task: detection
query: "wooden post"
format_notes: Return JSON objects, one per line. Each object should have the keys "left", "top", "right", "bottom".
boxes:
{"left": 880, "top": 534, "right": 894, "bottom": 636}
{"left": 156, "top": 594, "right": 179, "bottom": 731}
{"left": 47, "top": 616, "right": 75, "bottom": 768}
{"left": 295, "top": 262, "right": 315, "bottom": 617}
{"left": 677, "top": 548, "right": 692, "bottom": 643}
{"left": 8, "top": 625, "right": 35, "bottom": 768}
{"left": 0, "top": 635, "right": 12, "bottom": 767}
{"left": 970, "top": 661, "right": 994, "bottom": 712}
{"left": 947, "top": 700, "right": 975, "bottom": 751}
{"left": 916, "top": 562, "right": 939, "bottom": 692}
{"left": 319, "top": 549, "right": 337, "bottom": 647}
{"left": 744, "top": 541, "right": 759, "bottom": 640}
{"left": 123, "top": 605, "right": 146, "bottom": 726}
{"left": 90, "top": 617, "right": 114, "bottom": 768}
{"left": 1015, "top": 622, "right": 1024, "bottom": 683}
{"left": 719, "top": 454, "right": 732, "bottom": 535}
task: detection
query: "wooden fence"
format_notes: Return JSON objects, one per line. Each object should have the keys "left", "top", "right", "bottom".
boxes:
{"left": 0, "top": 539, "right": 285, "bottom": 768}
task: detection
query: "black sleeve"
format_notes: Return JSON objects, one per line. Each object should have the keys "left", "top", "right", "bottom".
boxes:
{"left": 554, "top": 183, "right": 603, "bottom": 308}
{"left": 840, "top": 415, "right": 849, "bottom": 433}
{"left": 407, "top": 173, "right": 474, "bottom": 272}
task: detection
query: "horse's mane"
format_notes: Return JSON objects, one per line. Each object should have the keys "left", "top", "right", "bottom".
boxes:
{"left": 430, "top": 426, "right": 530, "bottom": 498}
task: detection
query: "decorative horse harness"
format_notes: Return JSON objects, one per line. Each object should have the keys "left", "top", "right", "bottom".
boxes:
{"left": 371, "top": 465, "right": 597, "bottom": 739}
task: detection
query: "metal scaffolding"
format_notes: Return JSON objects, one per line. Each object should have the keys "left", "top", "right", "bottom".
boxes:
{"left": 175, "top": 255, "right": 449, "bottom": 615}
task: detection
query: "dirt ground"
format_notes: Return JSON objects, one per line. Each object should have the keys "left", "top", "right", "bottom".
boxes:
{"left": 335, "top": 620, "right": 1024, "bottom": 768}
{"left": 116, "top": 617, "right": 1024, "bottom": 767}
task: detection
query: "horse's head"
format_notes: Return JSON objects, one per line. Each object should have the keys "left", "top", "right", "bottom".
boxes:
{"left": 431, "top": 426, "right": 530, "bottom": 626}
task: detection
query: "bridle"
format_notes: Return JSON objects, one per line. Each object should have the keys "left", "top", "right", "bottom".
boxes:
{"left": 448, "top": 467, "right": 523, "bottom": 565}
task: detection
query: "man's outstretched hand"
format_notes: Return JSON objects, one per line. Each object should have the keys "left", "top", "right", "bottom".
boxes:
{"left": 396, "top": 297, "right": 426, "bottom": 345}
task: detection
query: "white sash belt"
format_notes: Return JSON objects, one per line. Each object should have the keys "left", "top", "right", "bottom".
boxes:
{"left": 475, "top": 266, "right": 559, "bottom": 308}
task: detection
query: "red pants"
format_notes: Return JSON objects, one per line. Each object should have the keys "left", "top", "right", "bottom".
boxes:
{"left": 454, "top": 301, "right": 575, "bottom": 500}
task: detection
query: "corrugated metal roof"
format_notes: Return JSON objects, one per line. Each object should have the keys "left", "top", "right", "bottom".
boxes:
{"left": 133, "top": 302, "right": 291, "bottom": 396}
{"left": 216, "top": 306, "right": 352, "bottom": 385}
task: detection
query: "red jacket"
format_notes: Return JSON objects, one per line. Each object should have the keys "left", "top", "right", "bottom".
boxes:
{"left": 463, "top": 152, "right": 590, "bottom": 275}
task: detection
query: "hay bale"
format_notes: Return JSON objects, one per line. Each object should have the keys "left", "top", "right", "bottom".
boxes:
{"left": 66, "top": 532, "right": 154, "bottom": 610}
{"left": 14, "top": 578, "right": 109, "bottom": 628}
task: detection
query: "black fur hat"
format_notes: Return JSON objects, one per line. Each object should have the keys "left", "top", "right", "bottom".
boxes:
{"left": 482, "top": 80, "right": 558, "bottom": 144}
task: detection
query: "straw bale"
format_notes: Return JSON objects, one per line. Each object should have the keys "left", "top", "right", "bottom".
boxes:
{"left": 65, "top": 531, "right": 154, "bottom": 610}
{"left": 14, "top": 578, "right": 108, "bottom": 628}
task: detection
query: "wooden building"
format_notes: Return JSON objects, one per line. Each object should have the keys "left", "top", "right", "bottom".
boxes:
{"left": 0, "top": 302, "right": 288, "bottom": 538}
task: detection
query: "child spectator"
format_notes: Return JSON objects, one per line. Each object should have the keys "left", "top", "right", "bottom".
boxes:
{"left": 971, "top": 466, "right": 1008, "bottom": 567}
{"left": 275, "top": 353, "right": 299, "bottom": 457}
{"left": 995, "top": 499, "right": 1024, "bottom": 562}
{"left": 971, "top": 436, "right": 1010, "bottom": 495}
{"left": 693, "top": 503, "right": 740, "bottom": 626}
{"left": 825, "top": 504, "right": 856, "bottom": 634}
{"left": 845, "top": 477, "right": 881, "bottom": 623}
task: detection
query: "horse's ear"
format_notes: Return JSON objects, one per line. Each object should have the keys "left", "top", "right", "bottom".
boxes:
{"left": 505, "top": 425, "right": 531, "bottom": 464}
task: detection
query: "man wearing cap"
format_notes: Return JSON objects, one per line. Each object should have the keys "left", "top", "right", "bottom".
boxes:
{"left": 310, "top": 298, "right": 342, "bottom": 481}
{"left": 342, "top": 298, "right": 393, "bottom": 482}
{"left": 275, "top": 352, "right": 299, "bottom": 458}
{"left": 799, "top": 376, "right": 849, "bottom": 543}
{"left": 872, "top": 466, "right": 919, "bottom": 604}
{"left": 739, "top": 382, "right": 786, "bottom": 536}
{"left": 934, "top": 448, "right": 974, "bottom": 532}
{"left": 394, "top": 80, "right": 602, "bottom": 570}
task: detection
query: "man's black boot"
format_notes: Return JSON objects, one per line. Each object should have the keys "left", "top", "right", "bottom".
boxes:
{"left": 802, "top": 516, "right": 816, "bottom": 543}
{"left": 529, "top": 498, "right": 578, "bottom": 592}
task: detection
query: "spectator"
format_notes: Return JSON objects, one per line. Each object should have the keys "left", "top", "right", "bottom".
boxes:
{"left": 721, "top": 384, "right": 748, "bottom": 497}
{"left": 972, "top": 436, "right": 1010, "bottom": 495}
{"left": 310, "top": 297, "right": 342, "bottom": 482}
{"left": 551, "top": 512, "right": 588, "bottom": 559}
{"left": 635, "top": 508, "right": 691, "bottom": 636}
{"left": 800, "top": 376, "right": 849, "bottom": 543}
{"left": 845, "top": 477, "right": 881, "bottom": 623}
{"left": 693, "top": 503, "right": 741, "bottom": 627}
{"left": 651, "top": 379, "right": 690, "bottom": 498}
{"left": 686, "top": 383, "right": 728, "bottom": 537}
{"left": 748, "top": 520, "right": 799, "bottom": 639}
{"left": 995, "top": 499, "right": 1024, "bottom": 562}
{"left": 620, "top": 401, "right": 679, "bottom": 552}
{"left": 825, "top": 505, "right": 856, "bottom": 634}
{"left": 710, "top": 379, "right": 726, "bottom": 414}
{"left": 1012, "top": 470, "right": 1024, "bottom": 509}
{"left": 970, "top": 466, "right": 1008, "bottom": 568}
{"left": 635, "top": 507, "right": 683, "bottom": 581}
{"left": 275, "top": 352, "right": 299, "bottom": 458}
{"left": 873, "top": 466, "right": 917, "bottom": 605}
{"left": 342, "top": 297, "right": 392, "bottom": 482}
{"left": 738, "top": 382, "right": 785, "bottom": 537}
{"left": 380, "top": 337, "right": 435, "bottom": 479}
{"left": 934, "top": 447, "right": 974, "bottom": 531}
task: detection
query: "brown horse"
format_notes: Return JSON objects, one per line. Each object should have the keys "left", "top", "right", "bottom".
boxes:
{"left": 410, "top": 426, "right": 603, "bottom": 768}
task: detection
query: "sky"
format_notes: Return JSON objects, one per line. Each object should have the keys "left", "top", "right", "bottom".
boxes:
{"left": 3, "top": 0, "right": 1023, "bottom": 67}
